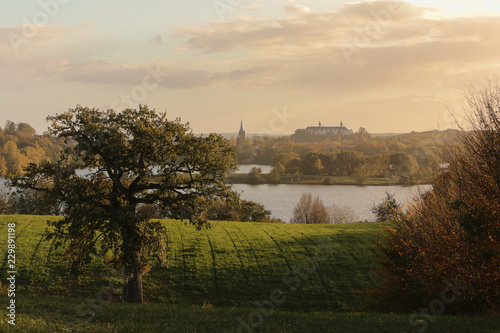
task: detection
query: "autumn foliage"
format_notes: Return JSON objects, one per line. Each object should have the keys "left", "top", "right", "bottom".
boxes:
{"left": 366, "top": 82, "right": 500, "bottom": 314}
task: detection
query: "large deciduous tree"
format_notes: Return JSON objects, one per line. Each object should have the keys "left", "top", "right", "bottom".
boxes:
{"left": 10, "top": 105, "right": 239, "bottom": 303}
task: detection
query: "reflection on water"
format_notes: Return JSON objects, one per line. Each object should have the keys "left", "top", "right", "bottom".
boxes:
{"left": 232, "top": 183, "right": 431, "bottom": 223}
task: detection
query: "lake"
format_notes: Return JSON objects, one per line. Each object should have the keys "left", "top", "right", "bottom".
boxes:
{"left": 231, "top": 183, "right": 431, "bottom": 223}
{"left": 1, "top": 166, "right": 431, "bottom": 223}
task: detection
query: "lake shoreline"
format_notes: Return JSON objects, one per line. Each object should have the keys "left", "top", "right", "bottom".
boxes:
{"left": 227, "top": 173, "right": 432, "bottom": 186}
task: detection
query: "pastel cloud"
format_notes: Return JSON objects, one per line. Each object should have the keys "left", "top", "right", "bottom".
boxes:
{"left": 2, "top": 0, "right": 500, "bottom": 134}
{"left": 169, "top": 1, "right": 500, "bottom": 93}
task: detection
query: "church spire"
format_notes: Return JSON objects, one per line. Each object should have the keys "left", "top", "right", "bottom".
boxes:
{"left": 238, "top": 119, "right": 246, "bottom": 140}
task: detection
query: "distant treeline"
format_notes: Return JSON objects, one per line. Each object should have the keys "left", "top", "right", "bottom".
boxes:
{"left": 0, "top": 120, "right": 458, "bottom": 183}
{"left": 231, "top": 128, "right": 459, "bottom": 183}
{"left": 0, "top": 120, "right": 64, "bottom": 176}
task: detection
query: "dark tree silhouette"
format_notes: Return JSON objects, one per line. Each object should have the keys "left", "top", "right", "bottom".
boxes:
{"left": 10, "top": 105, "right": 239, "bottom": 303}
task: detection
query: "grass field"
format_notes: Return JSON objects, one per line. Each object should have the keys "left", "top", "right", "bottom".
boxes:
{"left": 0, "top": 215, "right": 499, "bottom": 332}
{"left": 1, "top": 294, "right": 499, "bottom": 333}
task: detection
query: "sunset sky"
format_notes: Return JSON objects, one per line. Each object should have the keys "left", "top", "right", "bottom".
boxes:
{"left": 1, "top": 0, "right": 500, "bottom": 135}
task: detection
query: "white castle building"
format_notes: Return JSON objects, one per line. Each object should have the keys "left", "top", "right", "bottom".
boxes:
{"left": 306, "top": 121, "right": 351, "bottom": 135}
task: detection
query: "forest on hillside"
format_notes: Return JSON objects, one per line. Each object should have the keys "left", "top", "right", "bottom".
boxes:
{"left": 0, "top": 121, "right": 64, "bottom": 176}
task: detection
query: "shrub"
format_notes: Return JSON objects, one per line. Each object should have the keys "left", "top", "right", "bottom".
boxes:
{"left": 136, "top": 204, "right": 162, "bottom": 218}
{"left": 7, "top": 189, "right": 62, "bottom": 215}
{"left": 328, "top": 204, "right": 359, "bottom": 224}
{"left": 365, "top": 81, "right": 500, "bottom": 314}
{"left": 371, "top": 192, "right": 403, "bottom": 222}
{"left": 290, "top": 193, "right": 330, "bottom": 224}
{"left": 248, "top": 167, "right": 265, "bottom": 184}
{"left": 207, "top": 199, "right": 276, "bottom": 222}
{"left": 323, "top": 176, "right": 334, "bottom": 185}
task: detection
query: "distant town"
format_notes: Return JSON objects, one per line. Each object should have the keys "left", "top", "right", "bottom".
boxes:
{"left": 220, "top": 120, "right": 413, "bottom": 140}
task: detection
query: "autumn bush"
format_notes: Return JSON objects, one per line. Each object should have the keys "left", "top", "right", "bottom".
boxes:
{"left": 365, "top": 82, "right": 500, "bottom": 315}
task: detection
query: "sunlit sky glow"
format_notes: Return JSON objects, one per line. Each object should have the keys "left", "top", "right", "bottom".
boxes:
{"left": 1, "top": 0, "right": 500, "bottom": 135}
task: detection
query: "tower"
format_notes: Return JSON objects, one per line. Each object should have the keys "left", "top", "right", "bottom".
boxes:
{"left": 238, "top": 120, "right": 246, "bottom": 140}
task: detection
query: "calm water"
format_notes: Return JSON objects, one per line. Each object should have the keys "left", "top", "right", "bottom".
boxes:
{"left": 232, "top": 183, "right": 431, "bottom": 223}
{"left": 2, "top": 167, "right": 431, "bottom": 223}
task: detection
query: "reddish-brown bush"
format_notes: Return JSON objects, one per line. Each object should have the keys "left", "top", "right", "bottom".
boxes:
{"left": 365, "top": 82, "right": 500, "bottom": 314}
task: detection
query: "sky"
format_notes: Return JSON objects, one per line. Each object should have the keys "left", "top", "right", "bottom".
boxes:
{"left": 1, "top": 0, "right": 500, "bottom": 135}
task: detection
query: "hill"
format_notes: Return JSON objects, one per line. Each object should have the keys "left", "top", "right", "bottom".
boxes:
{"left": 0, "top": 215, "right": 383, "bottom": 311}
{"left": 1, "top": 215, "right": 499, "bottom": 332}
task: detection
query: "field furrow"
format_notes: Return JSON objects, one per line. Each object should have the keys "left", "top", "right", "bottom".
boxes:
{"left": 220, "top": 224, "right": 251, "bottom": 286}
{"left": 0, "top": 216, "right": 386, "bottom": 312}
{"left": 259, "top": 227, "right": 308, "bottom": 310}
{"left": 273, "top": 225, "right": 333, "bottom": 305}
{"left": 230, "top": 222, "right": 266, "bottom": 282}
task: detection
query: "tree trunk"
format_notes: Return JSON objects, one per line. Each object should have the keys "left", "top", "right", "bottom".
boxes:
{"left": 123, "top": 271, "right": 143, "bottom": 303}
{"left": 118, "top": 207, "right": 146, "bottom": 303}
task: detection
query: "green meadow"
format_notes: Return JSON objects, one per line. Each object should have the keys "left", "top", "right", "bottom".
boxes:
{"left": 0, "top": 215, "right": 498, "bottom": 332}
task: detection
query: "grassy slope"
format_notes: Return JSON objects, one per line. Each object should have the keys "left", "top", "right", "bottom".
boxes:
{"left": 0, "top": 215, "right": 382, "bottom": 310}
{"left": 0, "top": 215, "right": 498, "bottom": 332}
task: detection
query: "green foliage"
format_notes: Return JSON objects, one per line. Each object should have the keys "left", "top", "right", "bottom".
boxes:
{"left": 17, "top": 122, "right": 37, "bottom": 135}
{"left": 3, "top": 120, "right": 16, "bottom": 134}
{"left": 371, "top": 192, "right": 403, "bottom": 222}
{"left": 323, "top": 176, "right": 334, "bottom": 185}
{"left": 334, "top": 151, "right": 365, "bottom": 176}
{"left": 387, "top": 152, "right": 419, "bottom": 183}
{"left": 248, "top": 167, "right": 265, "bottom": 184}
{"left": 207, "top": 199, "right": 276, "bottom": 222}
{"left": 8, "top": 105, "right": 239, "bottom": 303}
{"left": 284, "top": 158, "right": 302, "bottom": 174}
